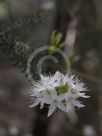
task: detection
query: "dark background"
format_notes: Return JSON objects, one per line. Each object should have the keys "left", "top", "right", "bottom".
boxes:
{"left": 0, "top": 0, "right": 102, "bottom": 136}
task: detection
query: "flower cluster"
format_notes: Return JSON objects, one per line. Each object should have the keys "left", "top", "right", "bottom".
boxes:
{"left": 30, "top": 71, "right": 89, "bottom": 117}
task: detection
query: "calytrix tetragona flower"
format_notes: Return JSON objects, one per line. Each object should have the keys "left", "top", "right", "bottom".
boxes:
{"left": 30, "top": 71, "right": 89, "bottom": 117}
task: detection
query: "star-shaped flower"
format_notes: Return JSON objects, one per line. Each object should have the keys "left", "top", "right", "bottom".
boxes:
{"left": 30, "top": 71, "right": 89, "bottom": 117}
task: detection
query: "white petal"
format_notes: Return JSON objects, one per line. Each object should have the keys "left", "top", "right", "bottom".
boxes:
{"left": 51, "top": 89, "right": 57, "bottom": 99}
{"left": 57, "top": 102, "right": 67, "bottom": 112}
{"left": 30, "top": 90, "right": 40, "bottom": 97}
{"left": 53, "top": 71, "right": 61, "bottom": 81}
{"left": 40, "top": 97, "right": 53, "bottom": 104}
{"left": 78, "top": 92, "right": 90, "bottom": 98}
{"left": 71, "top": 93, "right": 79, "bottom": 99}
{"left": 48, "top": 104, "right": 56, "bottom": 117}
{"left": 40, "top": 74, "right": 45, "bottom": 80}
{"left": 40, "top": 102, "right": 44, "bottom": 109}
{"left": 72, "top": 100, "right": 85, "bottom": 108}
{"left": 29, "top": 100, "right": 40, "bottom": 107}
{"left": 34, "top": 87, "right": 45, "bottom": 92}
{"left": 58, "top": 93, "right": 68, "bottom": 100}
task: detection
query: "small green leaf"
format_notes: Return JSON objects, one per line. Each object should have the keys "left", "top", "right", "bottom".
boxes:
{"left": 48, "top": 31, "right": 65, "bottom": 54}
{"left": 55, "top": 33, "right": 62, "bottom": 45}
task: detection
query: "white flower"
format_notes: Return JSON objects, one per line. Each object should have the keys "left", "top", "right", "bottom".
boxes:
{"left": 33, "top": 71, "right": 61, "bottom": 92}
{"left": 66, "top": 74, "right": 90, "bottom": 98}
{"left": 30, "top": 71, "right": 89, "bottom": 117}
{"left": 47, "top": 89, "right": 67, "bottom": 117}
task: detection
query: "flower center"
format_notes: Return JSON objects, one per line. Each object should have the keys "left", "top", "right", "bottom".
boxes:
{"left": 55, "top": 83, "right": 68, "bottom": 95}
